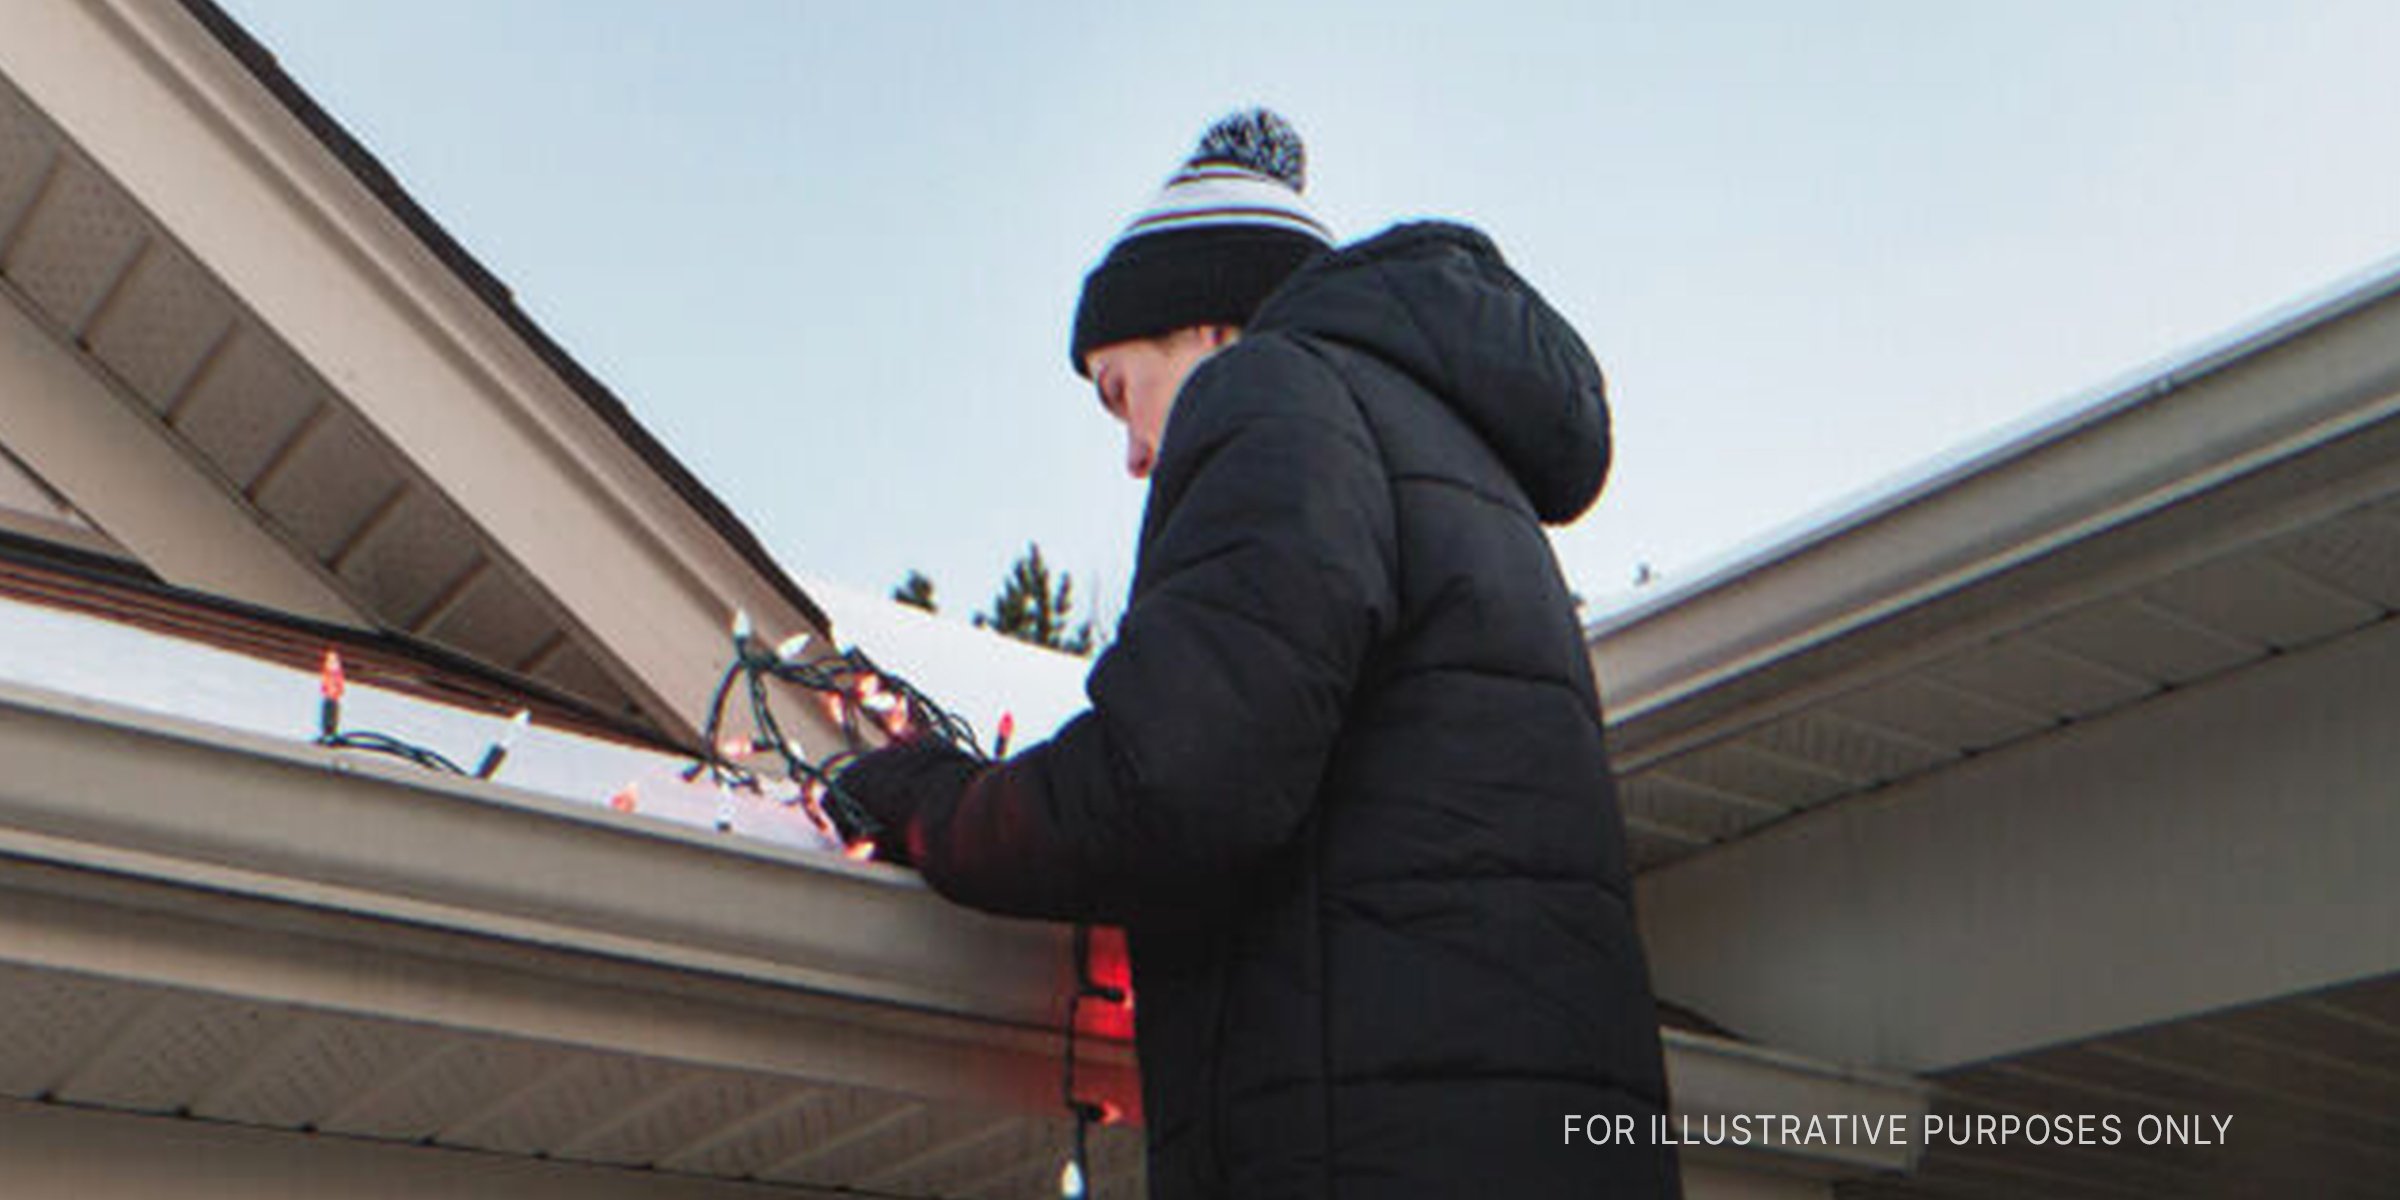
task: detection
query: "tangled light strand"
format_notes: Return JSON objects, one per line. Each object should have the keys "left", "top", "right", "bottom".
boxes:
{"left": 678, "top": 611, "right": 987, "bottom": 857}
{"left": 689, "top": 611, "right": 1122, "bottom": 1197}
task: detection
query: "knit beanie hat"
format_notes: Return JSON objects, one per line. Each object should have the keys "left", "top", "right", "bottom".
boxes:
{"left": 1069, "top": 109, "right": 1334, "bottom": 376}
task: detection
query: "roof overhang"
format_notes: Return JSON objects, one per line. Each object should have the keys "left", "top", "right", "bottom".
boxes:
{"left": 0, "top": 670, "right": 1152, "bottom": 1193}
{"left": 1589, "top": 255, "right": 2400, "bottom": 873}
{"left": 0, "top": 0, "right": 836, "bottom": 744}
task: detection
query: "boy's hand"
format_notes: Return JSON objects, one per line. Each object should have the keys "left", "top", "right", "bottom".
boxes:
{"left": 833, "top": 737, "right": 981, "bottom": 866}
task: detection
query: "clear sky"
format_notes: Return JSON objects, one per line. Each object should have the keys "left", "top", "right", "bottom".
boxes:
{"left": 215, "top": 0, "right": 2400, "bottom": 628}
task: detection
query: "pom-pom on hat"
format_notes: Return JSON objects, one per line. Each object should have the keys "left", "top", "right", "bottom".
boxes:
{"left": 1070, "top": 108, "right": 1334, "bottom": 377}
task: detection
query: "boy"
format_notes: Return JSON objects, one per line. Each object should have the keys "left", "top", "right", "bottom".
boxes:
{"left": 842, "top": 109, "right": 1681, "bottom": 1199}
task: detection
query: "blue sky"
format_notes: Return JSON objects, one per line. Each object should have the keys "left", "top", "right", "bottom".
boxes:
{"left": 217, "top": 1, "right": 2400, "bottom": 627}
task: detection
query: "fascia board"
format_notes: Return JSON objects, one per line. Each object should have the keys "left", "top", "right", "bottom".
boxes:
{"left": 0, "top": 1, "right": 823, "bottom": 742}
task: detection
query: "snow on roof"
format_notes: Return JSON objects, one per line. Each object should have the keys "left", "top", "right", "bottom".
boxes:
{"left": 0, "top": 592, "right": 840, "bottom": 853}
{"left": 797, "top": 575, "right": 1093, "bottom": 748}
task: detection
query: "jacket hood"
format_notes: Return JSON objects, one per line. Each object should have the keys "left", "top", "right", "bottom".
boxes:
{"left": 1249, "top": 222, "right": 1610, "bottom": 524}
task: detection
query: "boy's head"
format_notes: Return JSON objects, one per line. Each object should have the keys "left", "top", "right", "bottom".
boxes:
{"left": 1070, "top": 110, "right": 1331, "bottom": 476}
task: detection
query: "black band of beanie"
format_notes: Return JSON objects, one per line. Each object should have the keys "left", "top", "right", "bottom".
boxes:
{"left": 1070, "top": 226, "right": 1327, "bottom": 376}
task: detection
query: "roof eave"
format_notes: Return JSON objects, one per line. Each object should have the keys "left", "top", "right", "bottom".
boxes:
{"left": 1588, "top": 255, "right": 2400, "bottom": 729}
{"left": 169, "top": 0, "right": 830, "bottom": 642}
{"left": 2, "top": 0, "right": 841, "bottom": 744}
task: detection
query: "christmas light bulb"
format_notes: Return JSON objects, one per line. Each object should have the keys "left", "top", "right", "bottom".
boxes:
{"left": 474, "top": 709, "right": 534, "bottom": 780}
{"left": 843, "top": 839, "right": 877, "bottom": 862}
{"left": 316, "top": 649, "right": 346, "bottom": 739}
{"left": 776, "top": 632, "right": 813, "bottom": 662}
{"left": 995, "top": 711, "right": 1016, "bottom": 758}
{"left": 731, "top": 608, "right": 754, "bottom": 641}
{"left": 1059, "top": 1159, "right": 1085, "bottom": 1200}
{"left": 797, "top": 790, "right": 836, "bottom": 839}
{"left": 718, "top": 735, "right": 755, "bottom": 759}
{"left": 609, "top": 783, "right": 639, "bottom": 813}
{"left": 713, "top": 782, "right": 736, "bottom": 832}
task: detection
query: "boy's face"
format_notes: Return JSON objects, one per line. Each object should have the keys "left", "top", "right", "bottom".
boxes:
{"left": 1086, "top": 326, "right": 1236, "bottom": 480}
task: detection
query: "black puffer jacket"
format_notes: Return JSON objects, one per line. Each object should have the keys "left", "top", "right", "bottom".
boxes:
{"left": 910, "top": 222, "right": 1680, "bottom": 1199}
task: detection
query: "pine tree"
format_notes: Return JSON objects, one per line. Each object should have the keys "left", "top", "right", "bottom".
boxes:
{"left": 974, "top": 542, "right": 1095, "bottom": 656}
{"left": 892, "top": 570, "right": 938, "bottom": 613}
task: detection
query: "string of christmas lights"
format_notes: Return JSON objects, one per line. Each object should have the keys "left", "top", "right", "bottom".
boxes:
{"left": 1060, "top": 923, "right": 1130, "bottom": 1199}
{"left": 690, "top": 610, "right": 1126, "bottom": 1198}
{"left": 676, "top": 609, "right": 989, "bottom": 860}
{"left": 314, "top": 649, "right": 528, "bottom": 779}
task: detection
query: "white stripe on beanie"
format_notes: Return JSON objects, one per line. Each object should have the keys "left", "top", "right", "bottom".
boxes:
{"left": 1120, "top": 167, "right": 1333, "bottom": 243}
